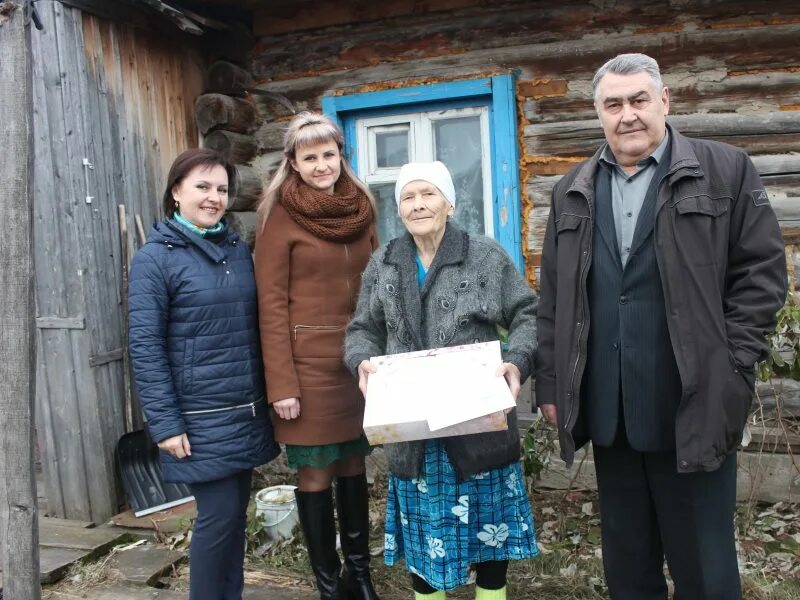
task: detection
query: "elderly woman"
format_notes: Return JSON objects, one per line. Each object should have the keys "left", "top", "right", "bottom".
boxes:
{"left": 129, "top": 148, "right": 280, "bottom": 600}
{"left": 344, "top": 162, "right": 539, "bottom": 600}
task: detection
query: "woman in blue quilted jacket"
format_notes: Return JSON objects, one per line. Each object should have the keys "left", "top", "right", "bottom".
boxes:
{"left": 129, "top": 148, "right": 280, "bottom": 600}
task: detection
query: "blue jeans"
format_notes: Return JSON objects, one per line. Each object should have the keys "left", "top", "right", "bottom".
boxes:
{"left": 189, "top": 469, "right": 252, "bottom": 600}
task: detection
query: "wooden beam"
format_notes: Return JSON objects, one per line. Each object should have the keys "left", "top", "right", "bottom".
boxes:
{"left": 203, "top": 129, "right": 258, "bottom": 164}
{"left": 35, "top": 316, "right": 86, "bottom": 329}
{"left": 88, "top": 348, "right": 124, "bottom": 368}
{"left": 206, "top": 60, "right": 254, "bottom": 93}
{"left": 252, "top": 21, "right": 800, "bottom": 98}
{"left": 195, "top": 93, "right": 258, "bottom": 135}
{"left": 0, "top": 1, "right": 41, "bottom": 596}
{"left": 253, "top": 0, "right": 488, "bottom": 36}
{"left": 229, "top": 165, "right": 262, "bottom": 211}
{"left": 54, "top": 0, "right": 151, "bottom": 27}
{"left": 524, "top": 112, "right": 800, "bottom": 157}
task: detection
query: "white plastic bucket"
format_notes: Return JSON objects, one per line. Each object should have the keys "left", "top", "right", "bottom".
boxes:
{"left": 255, "top": 485, "right": 299, "bottom": 540}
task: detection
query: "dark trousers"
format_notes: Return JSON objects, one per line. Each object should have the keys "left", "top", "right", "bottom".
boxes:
{"left": 593, "top": 429, "right": 740, "bottom": 600}
{"left": 188, "top": 469, "right": 253, "bottom": 600}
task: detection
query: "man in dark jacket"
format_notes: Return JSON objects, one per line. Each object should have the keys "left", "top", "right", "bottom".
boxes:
{"left": 536, "top": 53, "right": 786, "bottom": 599}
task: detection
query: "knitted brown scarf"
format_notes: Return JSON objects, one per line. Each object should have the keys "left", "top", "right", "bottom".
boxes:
{"left": 279, "top": 170, "right": 374, "bottom": 242}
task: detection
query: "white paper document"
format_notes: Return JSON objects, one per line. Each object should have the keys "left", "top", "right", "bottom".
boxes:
{"left": 363, "top": 341, "right": 515, "bottom": 444}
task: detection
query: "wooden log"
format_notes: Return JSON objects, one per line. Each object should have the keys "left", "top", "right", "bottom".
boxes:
{"left": 526, "top": 71, "right": 800, "bottom": 124}
{"left": 251, "top": 19, "right": 800, "bottom": 98}
{"left": 525, "top": 155, "right": 800, "bottom": 190}
{"left": 204, "top": 130, "right": 258, "bottom": 164}
{"left": 229, "top": 165, "right": 263, "bottom": 212}
{"left": 524, "top": 112, "right": 800, "bottom": 157}
{"left": 252, "top": 0, "right": 800, "bottom": 80}
{"left": 207, "top": 60, "right": 254, "bottom": 93}
{"left": 227, "top": 210, "right": 259, "bottom": 248}
{"left": 0, "top": 0, "right": 41, "bottom": 596}
{"left": 745, "top": 425, "right": 800, "bottom": 454}
{"left": 751, "top": 154, "right": 800, "bottom": 178}
{"left": 253, "top": 120, "right": 286, "bottom": 153}
{"left": 195, "top": 93, "right": 258, "bottom": 135}
{"left": 736, "top": 451, "right": 799, "bottom": 503}
{"left": 757, "top": 379, "right": 800, "bottom": 415}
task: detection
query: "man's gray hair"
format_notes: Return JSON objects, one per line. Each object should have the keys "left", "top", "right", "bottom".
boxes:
{"left": 592, "top": 53, "right": 663, "bottom": 101}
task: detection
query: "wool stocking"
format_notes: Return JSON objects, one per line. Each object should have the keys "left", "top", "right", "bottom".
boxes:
{"left": 414, "top": 592, "right": 445, "bottom": 600}
{"left": 475, "top": 585, "right": 506, "bottom": 600}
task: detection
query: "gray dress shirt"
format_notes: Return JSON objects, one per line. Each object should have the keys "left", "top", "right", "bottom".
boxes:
{"left": 599, "top": 131, "right": 670, "bottom": 267}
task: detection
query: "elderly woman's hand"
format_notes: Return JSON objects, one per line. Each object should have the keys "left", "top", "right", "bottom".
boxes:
{"left": 496, "top": 362, "right": 521, "bottom": 410}
{"left": 158, "top": 433, "right": 192, "bottom": 459}
{"left": 273, "top": 397, "right": 300, "bottom": 420}
{"left": 357, "top": 360, "right": 378, "bottom": 397}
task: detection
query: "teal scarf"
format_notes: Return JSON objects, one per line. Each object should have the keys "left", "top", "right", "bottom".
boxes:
{"left": 174, "top": 212, "right": 225, "bottom": 237}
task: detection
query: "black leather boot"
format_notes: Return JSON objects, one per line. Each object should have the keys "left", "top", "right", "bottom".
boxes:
{"left": 295, "top": 488, "right": 344, "bottom": 600}
{"left": 335, "top": 473, "right": 381, "bottom": 600}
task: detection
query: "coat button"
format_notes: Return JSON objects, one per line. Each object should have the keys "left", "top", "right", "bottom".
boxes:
{"left": 222, "top": 260, "right": 227, "bottom": 264}
{"left": 680, "top": 460, "right": 689, "bottom": 469}
{"left": 619, "top": 295, "right": 628, "bottom": 304}
{"left": 612, "top": 342, "right": 619, "bottom": 350}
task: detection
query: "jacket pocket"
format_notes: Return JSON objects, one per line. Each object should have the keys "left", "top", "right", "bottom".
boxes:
{"left": 183, "top": 338, "right": 195, "bottom": 395}
{"left": 728, "top": 350, "right": 756, "bottom": 393}
{"left": 556, "top": 213, "right": 583, "bottom": 234}
{"left": 674, "top": 195, "right": 730, "bottom": 217}
{"left": 291, "top": 324, "right": 345, "bottom": 359}
{"left": 673, "top": 195, "right": 730, "bottom": 266}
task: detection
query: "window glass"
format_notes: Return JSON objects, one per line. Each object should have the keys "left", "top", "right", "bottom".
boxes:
{"left": 375, "top": 128, "right": 409, "bottom": 168}
{"left": 368, "top": 182, "right": 406, "bottom": 243}
{"left": 357, "top": 107, "right": 492, "bottom": 243}
{"left": 433, "top": 116, "right": 484, "bottom": 236}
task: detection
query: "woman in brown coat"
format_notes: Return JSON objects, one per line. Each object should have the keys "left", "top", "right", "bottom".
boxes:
{"left": 255, "top": 112, "right": 379, "bottom": 600}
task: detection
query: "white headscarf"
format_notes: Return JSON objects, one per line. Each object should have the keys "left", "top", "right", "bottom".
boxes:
{"left": 394, "top": 161, "right": 456, "bottom": 212}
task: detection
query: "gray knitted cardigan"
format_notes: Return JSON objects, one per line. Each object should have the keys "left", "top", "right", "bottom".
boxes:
{"left": 344, "top": 222, "right": 538, "bottom": 480}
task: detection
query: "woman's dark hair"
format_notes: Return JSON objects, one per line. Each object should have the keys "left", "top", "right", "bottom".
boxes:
{"left": 162, "top": 148, "right": 236, "bottom": 217}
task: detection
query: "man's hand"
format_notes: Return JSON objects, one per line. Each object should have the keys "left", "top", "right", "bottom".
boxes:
{"left": 158, "top": 433, "right": 191, "bottom": 459}
{"left": 540, "top": 404, "right": 558, "bottom": 425}
{"left": 357, "top": 360, "right": 378, "bottom": 397}
{"left": 274, "top": 397, "right": 300, "bottom": 420}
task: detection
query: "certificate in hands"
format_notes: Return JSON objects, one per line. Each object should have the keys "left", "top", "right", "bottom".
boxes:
{"left": 363, "top": 341, "right": 515, "bottom": 445}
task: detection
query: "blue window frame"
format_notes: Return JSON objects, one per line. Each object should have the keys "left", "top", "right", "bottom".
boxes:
{"left": 322, "top": 75, "right": 523, "bottom": 271}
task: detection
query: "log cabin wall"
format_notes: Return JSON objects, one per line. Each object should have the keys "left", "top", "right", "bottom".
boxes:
{"left": 247, "top": 0, "right": 800, "bottom": 287}
{"left": 32, "top": 1, "right": 204, "bottom": 521}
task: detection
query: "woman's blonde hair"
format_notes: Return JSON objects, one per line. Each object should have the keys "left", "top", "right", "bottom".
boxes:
{"left": 257, "top": 111, "right": 376, "bottom": 225}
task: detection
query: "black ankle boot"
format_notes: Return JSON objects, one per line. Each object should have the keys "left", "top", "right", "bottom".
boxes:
{"left": 295, "top": 488, "right": 344, "bottom": 600}
{"left": 335, "top": 473, "right": 381, "bottom": 600}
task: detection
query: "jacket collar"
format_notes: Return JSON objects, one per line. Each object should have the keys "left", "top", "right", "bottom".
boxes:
{"left": 383, "top": 222, "right": 468, "bottom": 348}
{"left": 147, "top": 218, "right": 238, "bottom": 263}
{"left": 663, "top": 124, "right": 702, "bottom": 183}
{"left": 567, "top": 124, "right": 703, "bottom": 205}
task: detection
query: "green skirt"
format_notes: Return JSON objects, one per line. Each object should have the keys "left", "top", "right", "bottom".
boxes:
{"left": 285, "top": 435, "right": 372, "bottom": 469}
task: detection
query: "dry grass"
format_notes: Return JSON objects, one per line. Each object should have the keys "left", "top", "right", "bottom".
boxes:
{"left": 242, "top": 468, "right": 800, "bottom": 599}
{"left": 45, "top": 450, "right": 798, "bottom": 598}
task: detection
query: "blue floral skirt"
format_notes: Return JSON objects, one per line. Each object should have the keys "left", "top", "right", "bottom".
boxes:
{"left": 384, "top": 440, "right": 538, "bottom": 591}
